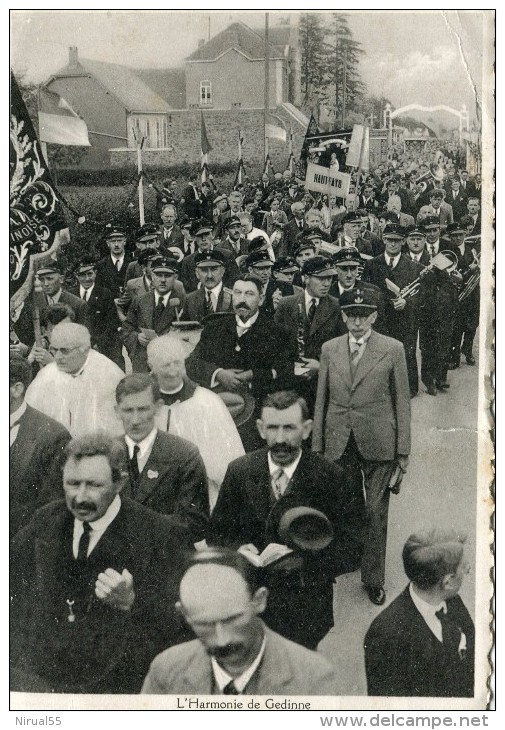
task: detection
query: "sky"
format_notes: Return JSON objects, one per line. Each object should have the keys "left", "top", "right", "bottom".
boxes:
{"left": 10, "top": 9, "right": 487, "bottom": 125}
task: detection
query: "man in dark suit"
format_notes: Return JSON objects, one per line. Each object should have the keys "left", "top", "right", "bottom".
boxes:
{"left": 466, "top": 197, "right": 481, "bottom": 235}
{"left": 180, "top": 220, "right": 240, "bottom": 293}
{"left": 9, "top": 355, "right": 71, "bottom": 537}
{"left": 159, "top": 203, "right": 184, "bottom": 250}
{"left": 446, "top": 178, "right": 468, "bottom": 220}
{"left": 186, "top": 275, "right": 297, "bottom": 404}
{"left": 10, "top": 433, "right": 192, "bottom": 694}
{"left": 121, "top": 256, "right": 186, "bottom": 372}
{"left": 284, "top": 201, "right": 307, "bottom": 256}
{"left": 70, "top": 257, "right": 123, "bottom": 369}
{"left": 142, "top": 547, "right": 340, "bottom": 694}
{"left": 312, "top": 287, "right": 411, "bottom": 605}
{"left": 329, "top": 247, "right": 386, "bottom": 332}
{"left": 181, "top": 250, "right": 233, "bottom": 322}
{"left": 218, "top": 216, "right": 249, "bottom": 258}
{"left": 95, "top": 224, "right": 133, "bottom": 298}
{"left": 13, "top": 260, "right": 89, "bottom": 350}
{"left": 274, "top": 256, "right": 343, "bottom": 411}
{"left": 245, "top": 249, "right": 292, "bottom": 319}
{"left": 181, "top": 172, "right": 202, "bottom": 218}
{"left": 364, "top": 528, "right": 474, "bottom": 697}
{"left": 214, "top": 190, "right": 244, "bottom": 240}
{"left": 363, "top": 224, "right": 423, "bottom": 396}
{"left": 211, "top": 391, "right": 363, "bottom": 649}
{"left": 123, "top": 224, "right": 166, "bottom": 284}
{"left": 114, "top": 374, "right": 209, "bottom": 543}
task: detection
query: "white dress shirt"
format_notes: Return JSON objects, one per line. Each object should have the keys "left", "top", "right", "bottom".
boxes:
{"left": 212, "top": 634, "right": 266, "bottom": 693}
{"left": 348, "top": 328, "right": 372, "bottom": 366}
{"left": 205, "top": 282, "right": 223, "bottom": 311}
{"left": 235, "top": 310, "right": 259, "bottom": 337}
{"left": 267, "top": 449, "right": 302, "bottom": 497}
{"left": 408, "top": 582, "right": 466, "bottom": 657}
{"left": 72, "top": 494, "right": 121, "bottom": 558}
{"left": 125, "top": 426, "right": 158, "bottom": 474}
{"left": 80, "top": 284, "right": 94, "bottom": 301}
{"left": 427, "top": 241, "right": 440, "bottom": 257}
{"left": 154, "top": 292, "right": 171, "bottom": 307}
{"left": 10, "top": 400, "right": 27, "bottom": 447}
{"left": 111, "top": 255, "right": 125, "bottom": 270}
{"left": 304, "top": 290, "right": 320, "bottom": 316}
{"left": 385, "top": 252, "right": 402, "bottom": 269}
{"left": 46, "top": 289, "right": 62, "bottom": 305}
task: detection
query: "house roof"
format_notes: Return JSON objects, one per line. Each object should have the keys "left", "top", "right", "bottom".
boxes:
{"left": 50, "top": 57, "right": 172, "bottom": 113}
{"left": 186, "top": 21, "right": 284, "bottom": 62}
{"left": 135, "top": 68, "right": 186, "bottom": 110}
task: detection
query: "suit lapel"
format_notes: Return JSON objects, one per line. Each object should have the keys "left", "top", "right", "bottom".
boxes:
{"left": 333, "top": 336, "right": 353, "bottom": 389}
{"left": 245, "top": 451, "right": 274, "bottom": 519}
{"left": 352, "top": 331, "right": 387, "bottom": 387}
{"left": 10, "top": 407, "right": 38, "bottom": 480}
{"left": 134, "top": 433, "right": 170, "bottom": 503}
{"left": 142, "top": 292, "right": 155, "bottom": 328}
{"left": 310, "top": 296, "right": 333, "bottom": 335}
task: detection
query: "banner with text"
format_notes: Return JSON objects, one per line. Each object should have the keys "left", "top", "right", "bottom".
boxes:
{"left": 305, "top": 162, "right": 351, "bottom": 197}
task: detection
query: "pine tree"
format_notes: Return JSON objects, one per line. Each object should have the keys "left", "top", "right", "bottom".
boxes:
{"left": 298, "top": 14, "right": 330, "bottom": 117}
{"left": 323, "top": 14, "right": 366, "bottom": 125}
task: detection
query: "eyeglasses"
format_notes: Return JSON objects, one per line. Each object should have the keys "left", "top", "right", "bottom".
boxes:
{"left": 49, "top": 345, "right": 80, "bottom": 356}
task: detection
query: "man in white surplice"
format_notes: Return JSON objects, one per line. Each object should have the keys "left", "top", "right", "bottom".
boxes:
{"left": 147, "top": 335, "right": 244, "bottom": 510}
{"left": 26, "top": 322, "right": 124, "bottom": 438}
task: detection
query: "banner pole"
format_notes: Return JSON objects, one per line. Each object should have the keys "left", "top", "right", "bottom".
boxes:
{"left": 137, "top": 138, "right": 145, "bottom": 225}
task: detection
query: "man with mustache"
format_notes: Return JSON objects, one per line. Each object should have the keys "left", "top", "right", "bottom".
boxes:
{"left": 210, "top": 390, "right": 364, "bottom": 649}
{"left": 10, "top": 433, "right": 192, "bottom": 693}
{"left": 142, "top": 547, "right": 340, "bottom": 695}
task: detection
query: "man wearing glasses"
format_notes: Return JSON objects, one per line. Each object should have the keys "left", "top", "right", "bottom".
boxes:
{"left": 25, "top": 322, "right": 124, "bottom": 438}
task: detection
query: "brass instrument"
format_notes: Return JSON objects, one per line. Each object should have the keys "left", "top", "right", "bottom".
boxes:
{"left": 459, "top": 249, "right": 481, "bottom": 302}
{"left": 387, "top": 251, "right": 457, "bottom": 300}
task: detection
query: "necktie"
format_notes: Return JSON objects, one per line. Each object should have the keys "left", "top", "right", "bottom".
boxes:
{"left": 115, "top": 260, "right": 121, "bottom": 272}
{"left": 223, "top": 681, "right": 239, "bottom": 695}
{"left": 435, "top": 608, "right": 463, "bottom": 657}
{"left": 350, "top": 340, "right": 363, "bottom": 364}
{"left": 77, "top": 521, "right": 92, "bottom": 561}
{"left": 82, "top": 289, "right": 89, "bottom": 302}
{"left": 205, "top": 290, "right": 213, "bottom": 314}
{"left": 387, "top": 257, "right": 394, "bottom": 270}
{"left": 272, "top": 468, "right": 289, "bottom": 499}
{"left": 429, "top": 245, "right": 436, "bottom": 257}
{"left": 129, "top": 444, "right": 140, "bottom": 485}
{"left": 153, "top": 298, "right": 166, "bottom": 330}
{"left": 307, "top": 298, "right": 317, "bottom": 324}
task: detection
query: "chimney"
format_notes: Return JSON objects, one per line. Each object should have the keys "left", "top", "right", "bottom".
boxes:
{"left": 69, "top": 46, "right": 79, "bottom": 68}
{"left": 198, "top": 39, "right": 205, "bottom": 48}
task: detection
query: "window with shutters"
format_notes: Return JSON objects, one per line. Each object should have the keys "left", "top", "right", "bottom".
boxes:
{"left": 200, "top": 80, "right": 212, "bottom": 106}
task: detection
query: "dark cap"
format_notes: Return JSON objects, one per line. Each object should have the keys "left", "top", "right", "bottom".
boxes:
{"left": 332, "top": 247, "right": 361, "bottom": 266}
{"left": 446, "top": 222, "right": 467, "bottom": 236}
{"left": 382, "top": 223, "right": 407, "bottom": 239}
{"left": 342, "top": 211, "right": 362, "bottom": 225}
{"left": 272, "top": 256, "right": 298, "bottom": 274}
{"left": 190, "top": 219, "right": 213, "bottom": 237}
{"left": 304, "top": 227, "right": 323, "bottom": 242}
{"left": 302, "top": 256, "right": 338, "bottom": 277}
{"left": 421, "top": 215, "right": 440, "bottom": 227}
{"left": 378, "top": 210, "right": 400, "bottom": 223}
{"left": 150, "top": 256, "right": 180, "bottom": 274}
{"left": 73, "top": 257, "right": 97, "bottom": 274}
{"left": 37, "top": 259, "right": 64, "bottom": 276}
{"left": 245, "top": 250, "right": 273, "bottom": 268}
{"left": 405, "top": 225, "right": 427, "bottom": 238}
{"left": 194, "top": 250, "right": 227, "bottom": 267}
{"left": 136, "top": 223, "right": 159, "bottom": 241}
{"left": 294, "top": 239, "right": 316, "bottom": 256}
{"left": 138, "top": 249, "right": 161, "bottom": 266}
{"left": 225, "top": 215, "right": 242, "bottom": 230}
{"left": 430, "top": 188, "right": 445, "bottom": 199}
{"left": 104, "top": 224, "right": 126, "bottom": 239}
{"left": 340, "top": 285, "right": 378, "bottom": 312}
{"left": 247, "top": 236, "right": 269, "bottom": 254}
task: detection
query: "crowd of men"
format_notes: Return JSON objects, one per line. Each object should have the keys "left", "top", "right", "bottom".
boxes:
{"left": 9, "top": 146, "right": 481, "bottom": 698}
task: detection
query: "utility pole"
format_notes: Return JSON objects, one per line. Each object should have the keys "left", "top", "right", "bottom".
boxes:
{"left": 341, "top": 43, "right": 347, "bottom": 129}
{"left": 264, "top": 12, "right": 269, "bottom": 162}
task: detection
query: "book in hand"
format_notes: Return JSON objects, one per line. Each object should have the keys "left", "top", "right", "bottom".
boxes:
{"left": 238, "top": 543, "right": 294, "bottom": 567}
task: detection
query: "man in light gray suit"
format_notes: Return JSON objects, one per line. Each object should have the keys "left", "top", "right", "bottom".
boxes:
{"left": 312, "top": 286, "right": 411, "bottom": 606}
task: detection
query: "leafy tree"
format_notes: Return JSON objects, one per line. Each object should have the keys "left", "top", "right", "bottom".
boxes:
{"left": 323, "top": 14, "right": 366, "bottom": 124}
{"left": 298, "top": 14, "right": 330, "bottom": 117}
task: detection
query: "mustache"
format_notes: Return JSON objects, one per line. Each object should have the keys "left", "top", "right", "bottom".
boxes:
{"left": 235, "top": 302, "right": 250, "bottom": 310}
{"left": 209, "top": 644, "right": 243, "bottom": 658}
{"left": 270, "top": 443, "right": 298, "bottom": 455}
{"left": 71, "top": 499, "right": 96, "bottom": 512}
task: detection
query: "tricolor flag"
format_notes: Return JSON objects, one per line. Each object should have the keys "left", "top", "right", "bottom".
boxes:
{"left": 234, "top": 129, "right": 246, "bottom": 187}
{"left": 201, "top": 112, "right": 212, "bottom": 184}
{"left": 38, "top": 86, "right": 90, "bottom": 146}
{"left": 10, "top": 71, "right": 70, "bottom": 313}
{"left": 265, "top": 113, "right": 286, "bottom": 143}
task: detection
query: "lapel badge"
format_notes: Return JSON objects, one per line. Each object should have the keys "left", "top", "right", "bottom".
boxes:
{"left": 147, "top": 469, "right": 159, "bottom": 479}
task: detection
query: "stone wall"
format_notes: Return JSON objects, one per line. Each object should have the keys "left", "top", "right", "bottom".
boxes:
{"left": 110, "top": 106, "right": 307, "bottom": 173}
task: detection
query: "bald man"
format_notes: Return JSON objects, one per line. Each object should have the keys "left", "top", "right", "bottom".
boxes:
{"left": 147, "top": 336, "right": 244, "bottom": 510}
{"left": 25, "top": 322, "right": 124, "bottom": 437}
{"left": 142, "top": 548, "right": 339, "bottom": 695}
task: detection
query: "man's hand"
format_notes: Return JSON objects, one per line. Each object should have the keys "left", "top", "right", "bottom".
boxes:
{"left": 397, "top": 455, "right": 409, "bottom": 473}
{"left": 28, "top": 345, "right": 54, "bottom": 366}
{"left": 95, "top": 568, "right": 135, "bottom": 611}
{"left": 10, "top": 342, "right": 29, "bottom": 357}
{"left": 392, "top": 296, "right": 407, "bottom": 311}
{"left": 216, "top": 368, "right": 246, "bottom": 391}
{"left": 300, "top": 357, "right": 320, "bottom": 377}
{"left": 137, "top": 332, "right": 150, "bottom": 346}
{"left": 235, "top": 369, "right": 253, "bottom": 383}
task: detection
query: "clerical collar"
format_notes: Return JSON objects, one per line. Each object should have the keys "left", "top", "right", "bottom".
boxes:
{"left": 160, "top": 382, "right": 184, "bottom": 396}
{"left": 235, "top": 310, "right": 260, "bottom": 329}
{"left": 159, "top": 379, "right": 198, "bottom": 406}
{"left": 211, "top": 633, "right": 266, "bottom": 694}
{"left": 10, "top": 400, "right": 27, "bottom": 428}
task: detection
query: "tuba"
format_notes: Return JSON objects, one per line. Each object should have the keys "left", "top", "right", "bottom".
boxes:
{"left": 392, "top": 251, "right": 458, "bottom": 300}
{"left": 459, "top": 248, "right": 481, "bottom": 302}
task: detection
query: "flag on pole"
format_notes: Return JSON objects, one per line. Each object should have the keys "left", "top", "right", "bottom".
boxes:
{"left": 234, "top": 129, "right": 246, "bottom": 187}
{"left": 200, "top": 112, "right": 212, "bottom": 183}
{"left": 38, "top": 86, "right": 90, "bottom": 146}
{"left": 265, "top": 113, "right": 287, "bottom": 142}
{"left": 10, "top": 71, "right": 70, "bottom": 312}
{"left": 287, "top": 128, "right": 295, "bottom": 174}
{"left": 263, "top": 154, "right": 275, "bottom": 176}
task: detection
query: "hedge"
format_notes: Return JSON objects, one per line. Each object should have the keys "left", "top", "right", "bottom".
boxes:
{"left": 55, "top": 161, "right": 242, "bottom": 187}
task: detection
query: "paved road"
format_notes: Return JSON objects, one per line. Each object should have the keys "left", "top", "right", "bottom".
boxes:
{"left": 318, "top": 351, "right": 480, "bottom": 696}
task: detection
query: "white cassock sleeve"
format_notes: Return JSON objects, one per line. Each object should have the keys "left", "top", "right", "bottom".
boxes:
{"left": 155, "top": 386, "right": 245, "bottom": 511}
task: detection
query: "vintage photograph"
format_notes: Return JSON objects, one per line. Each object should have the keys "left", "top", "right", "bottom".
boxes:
{"left": 9, "top": 8, "right": 494, "bottom": 713}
